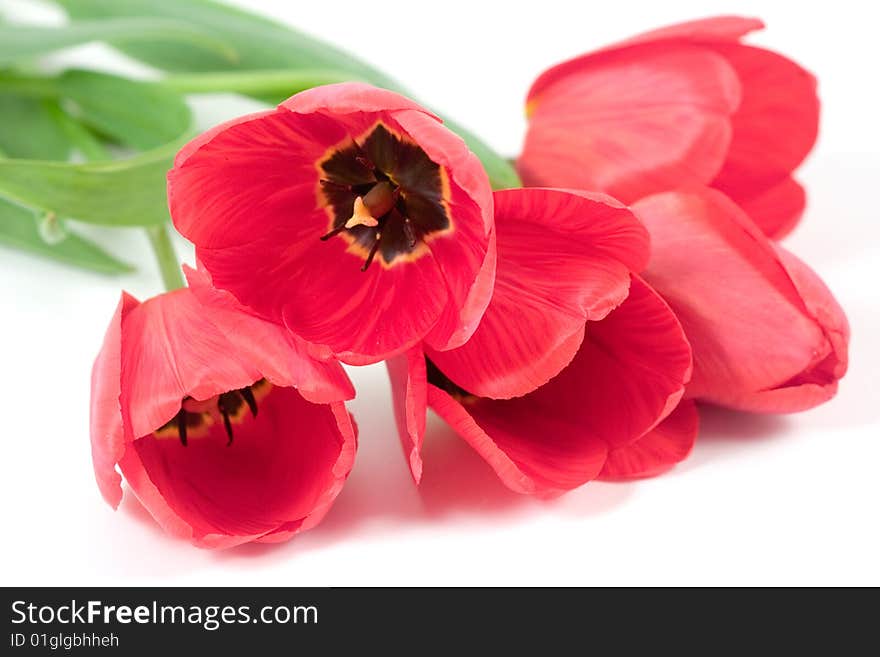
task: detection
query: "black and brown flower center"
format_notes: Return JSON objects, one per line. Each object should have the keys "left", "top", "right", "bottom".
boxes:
{"left": 318, "top": 122, "right": 452, "bottom": 271}
{"left": 153, "top": 379, "right": 271, "bottom": 446}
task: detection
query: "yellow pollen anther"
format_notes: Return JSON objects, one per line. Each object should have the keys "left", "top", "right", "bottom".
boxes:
{"left": 345, "top": 196, "right": 380, "bottom": 229}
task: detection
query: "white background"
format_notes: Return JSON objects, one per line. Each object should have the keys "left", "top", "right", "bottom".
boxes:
{"left": 1, "top": 0, "right": 878, "bottom": 585}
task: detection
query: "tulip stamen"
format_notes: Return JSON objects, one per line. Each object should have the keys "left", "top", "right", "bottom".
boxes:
{"left": 319, "top": 178, "right": 351, "bottom": 191}
{"left": 362, "top": 232, "right": 382, "bottom": 272}
{"left": 320, "top": 225, "right": 347, "bottom": 241}
{"left": 175, "top": 408, "right": 188, "bottom": 447}
{"left": 403, "top": 217, "right": 417, "bottom": 249}
{"left": 240, "top": 386, "right": 258, "bottom": 418}
{"left": 218, "top": 394, "right": 236, "bottom": 446}
{"left": 157, "top": 380, "right": 268, "bottom": 447}
{"left": 222, "top": 411, "right": 234, "bottom": 446}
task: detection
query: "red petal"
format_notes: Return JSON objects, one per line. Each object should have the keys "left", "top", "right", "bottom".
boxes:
{"left": 723, "top": 247, "right": 849, "bottom": 412}
{"left": 599, "top": 400, "right": 699, "bottom": 480}
{"left": 172, "top": 108, "right": 280, "bottom": 172}
{"left": 121, "top": 392, "right": 356, "bottom": 548}
{"left": 89, "top": 292, "right": 139, "bottom": 509}
{"left": 719, "top": 175, "right": 806, "bottom": 239}
{"left": 612, "top": 16, "right": 818, "bottom": 193}
{"left": 169, "top": 109, "right": 337, "bottom": 250}
{"left": 710, "top": 45, "right": 819, "bottom": 198}
{"left": 425, "top": 277, "right": 691, "bottom": 496}
{"left": 183, "top": 266, "right": 354, "bottom": 403}
{"left": 634, "top": 189, "right": 847, "bottom": 411}
{"left": 280, "top": 81, "right": 439, "bottom": 119}
{"left": 426, "top": 188, "right": 649, "bottom": 399}
{"left": 197, "top": 219, "right": 449, "bottom": 365}
{"left": 386, "top": 347, "right": 428, "bottom": 482}
{"left": 395, "top": 109, "right": 495, "bottom": 352}
{"left": 426, "top": 385, "right": 607, "bottom": 497}
{"left": 621, "top": 16, "right": 764, "bottom": 44}
{"left": 256, "top": 404, "right": 358, "bottom": 543}
{"left": 118, "top": 289, "right": 260, "bottom": 441}
{"left": 521, "top": 276, "right": 693, "bottom": 450}
{"left": 521, "top": 43, "right": 740, "bottom": 202}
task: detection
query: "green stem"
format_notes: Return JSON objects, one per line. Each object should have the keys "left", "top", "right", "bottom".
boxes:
{"left": 145, "top": 223, "right": 185, "bottom": 291}
{"left": 161, "top": 69, "right": 359, "bottom": 97}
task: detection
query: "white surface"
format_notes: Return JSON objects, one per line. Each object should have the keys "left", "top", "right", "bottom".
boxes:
{"left": 1, "top": 0, "right": 878, "bottom": 586}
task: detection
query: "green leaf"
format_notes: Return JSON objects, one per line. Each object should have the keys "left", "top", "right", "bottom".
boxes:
{"left": 47, "top": 101, "right": 111, "bottom": 161}
{"left": 0, "top": 139, "right": 181, "bottom": 226}
{"left": 55, "top": 70, "right": 192, "bottom": 150}
{"left": 53, "top": 0, "right": 397, "bottom": 86}
{"left": 0, "top": 17, "right": 237, "bottom": 65}
{"left": 0, "top": 197, "right": 132, "bottom": 273}
{"left": 0, "top": 70, "right": 192, "bottom": 152}
{"left": 0, "top": 95, "right": 71, "bottom": 160}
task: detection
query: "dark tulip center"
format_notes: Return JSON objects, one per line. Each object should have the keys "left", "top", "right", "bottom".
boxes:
{"left": 318, "top": 122, "right": 451, "bottom": 271}
{"left": 153, "top": 379, "right": 269, "bottom": 447}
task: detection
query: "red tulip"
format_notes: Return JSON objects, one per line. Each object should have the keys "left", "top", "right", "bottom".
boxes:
{"left": 168, "top": 82, "right": 495, "bottom": 365}
{"left": 387, "top": 188, "right": 696, "bottom": 495}
{"left": 633, "top": 188, "right": 848, "bottom": 412}
{"left": 89, "top": 268, "right": 357, "bottom": 548}
{"left": 519, "top": 16, "right": 819, "bottom": 238}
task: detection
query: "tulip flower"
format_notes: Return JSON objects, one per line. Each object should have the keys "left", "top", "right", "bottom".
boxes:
{"left": 519, "top": 16, "right": 819, "bottom": 238}
{"left": 168, "top": 82, "right": 495, "bottom": 365}
{"left": 632, "top": 188, "right": 848, "bottom": 412}
{"left": 388, "top": 188, "right": 696, "bottom": 495}
{"left": 89, "top": 267, "right": 357, "bottom": 548}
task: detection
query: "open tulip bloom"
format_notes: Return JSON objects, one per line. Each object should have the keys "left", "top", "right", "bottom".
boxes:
{"left": 168, "top": 82, "right": 495, "bottom": 365}
{"left": 90, "top": 267, "right": 357, "bottom": 548}
{"left": 86, "top": 18, "right": 849, "bottom": 547}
